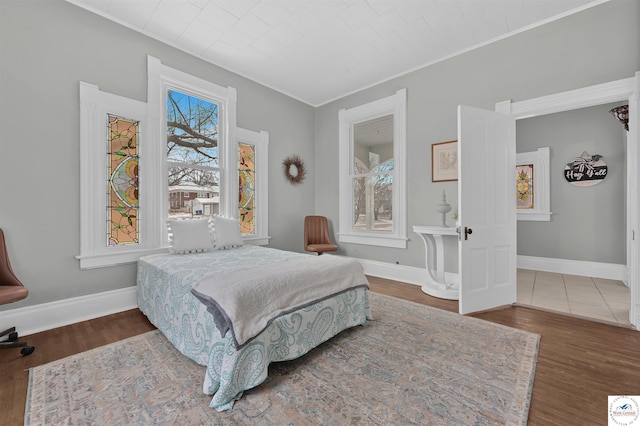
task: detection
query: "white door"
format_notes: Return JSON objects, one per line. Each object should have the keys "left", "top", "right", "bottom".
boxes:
{"left": 458, "top": 105, "right": 516, "bottom": 315}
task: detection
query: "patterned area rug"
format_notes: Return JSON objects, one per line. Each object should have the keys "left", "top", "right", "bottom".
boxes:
{"left": 25, "top": 292, "right": 539, "bottom": 425}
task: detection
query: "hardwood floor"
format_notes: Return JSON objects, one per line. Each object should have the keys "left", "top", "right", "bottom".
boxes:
{"left": 0, "top": 310, "right": 156, "bottom": 426}
{"left": 2, "top": 277, "right": 639, "bottom": 425}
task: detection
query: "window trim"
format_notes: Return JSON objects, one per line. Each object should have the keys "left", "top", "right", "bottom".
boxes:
{"left": 338, "top": 89, "right": 407, "bottom": 248}
{"left": 77, "top": 82, "right": 166, "bottom": 269}
{"left": 77, "top": 57, "right": 239, "bottom": 269}
{"left": 149, "top": 56, "right": 237, "bottom": 248}
{"left": 148, "top": 55, "right": 237, "bottom": 230}
{"left": 237, "top": 127, "right": 270, "bottom": 245}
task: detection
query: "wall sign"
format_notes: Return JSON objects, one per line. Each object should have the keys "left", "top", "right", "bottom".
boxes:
{"left": 564, "top": 151, "right": 607, "bottom": 187}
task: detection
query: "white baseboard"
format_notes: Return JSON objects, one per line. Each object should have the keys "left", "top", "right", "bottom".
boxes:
{"left": 355, "top": 256, "right": 628, "bottom": 288}
{"left": 5, "top": 259, "right": 426, "bottom": 337}
{"left": 517, "top": 255, "right": 628, "bottom": 283}
{"left": 1, "top": 286, "right": 138, "bottom": 337}
{"left": 1, "top": 255, "right": 629, "bottom": 337}
{"left": 355, "top": 258, "right": 425, "bottom": 287}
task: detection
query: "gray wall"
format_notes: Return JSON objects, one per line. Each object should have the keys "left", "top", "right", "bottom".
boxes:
{"left": 314, "top": 0, "right": 639, "bottom": 272}
{"left": 0, "top": 0, "right": 316, "bottom": 308}
{"left": 517, "top": 102, "right": 627, "bottom": 264}
{"left": 1, "top": 0, "right": 638, "bottom": 311}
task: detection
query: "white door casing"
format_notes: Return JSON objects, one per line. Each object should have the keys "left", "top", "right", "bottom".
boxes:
{"left": 457, "top": 105, "right": 517, "bottom": 315}
{"left": 628, "top": 75, "right": 639, "bottom": 329}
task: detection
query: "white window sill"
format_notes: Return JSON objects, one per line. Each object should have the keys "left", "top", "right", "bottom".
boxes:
{"left": 338, "top": 233, "right": 407, "bottom": 248}
{"left": 517, "top": 211, "right": 552, "bottom": 222}
{"left": 243, "top": 236, "right": 271, "bottom": 246}
{"left": 76, "top": 247, "right": 170, "bottom": 269}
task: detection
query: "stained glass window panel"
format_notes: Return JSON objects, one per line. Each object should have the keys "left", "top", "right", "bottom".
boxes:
{"left": 516, "top": 164, "right": 534, "bottom": 209}
{"left": 238, "top": 142, "right": 255, "bottom": 235}
{"left": 107, "top": 114, "right": 139, "bottom": 246}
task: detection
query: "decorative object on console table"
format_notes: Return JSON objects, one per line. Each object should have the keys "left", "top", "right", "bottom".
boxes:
{"left": 431, "top": 140, "right": 458, "bottom": 182}
{"left": 564, "top": 151, "right": 607, "bottom": 187}
{"left": 282, "top": 155, "right": 306, "bottom": 184}
{"left": 435, "top": 190, "right": 452, "bottom": 227}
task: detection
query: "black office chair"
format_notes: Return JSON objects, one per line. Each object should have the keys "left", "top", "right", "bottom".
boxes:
{"left": 0, "top": 228, "right": 34, "bottom": 356}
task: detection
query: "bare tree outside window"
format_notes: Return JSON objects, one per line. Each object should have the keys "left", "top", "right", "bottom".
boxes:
{"left": 353, "top": 159, "right": 394, "bottom": 231}
{"left": 352, "top": 115, "right": 394, "bottom": 232}
{"left": 167, "top": 90, "right": 220, "bottom": 215}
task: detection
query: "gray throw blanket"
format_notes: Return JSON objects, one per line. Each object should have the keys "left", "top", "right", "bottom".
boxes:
{"left": 190, "top": 254, "right": 369, "bottom": 349}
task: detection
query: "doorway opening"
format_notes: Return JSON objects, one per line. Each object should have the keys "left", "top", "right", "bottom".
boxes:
{"left": 513, "top": 102, "right": 630, "bottom": 326}
{"left": 495, "top": 72, "right": 638, "bottom": 329}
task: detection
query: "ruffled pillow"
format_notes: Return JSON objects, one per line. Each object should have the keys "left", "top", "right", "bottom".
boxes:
{"left": 167, "top": 218, "right": 215, "bottom": 254}
{"left": 211, "top": 215, "right": 244, "bottom": 250}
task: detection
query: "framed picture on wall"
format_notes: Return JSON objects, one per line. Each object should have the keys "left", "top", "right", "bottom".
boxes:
{"left": 432, "top": 140, "right": 458, "bottom": 182}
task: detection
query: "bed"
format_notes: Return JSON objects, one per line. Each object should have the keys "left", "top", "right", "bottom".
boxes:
{"left": 136, "top": 244, "right": 371, "bottom": 411}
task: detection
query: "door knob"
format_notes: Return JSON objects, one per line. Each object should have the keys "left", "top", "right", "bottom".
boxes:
{"left": 464, "top": 227, "right": 473, "bottom": 240}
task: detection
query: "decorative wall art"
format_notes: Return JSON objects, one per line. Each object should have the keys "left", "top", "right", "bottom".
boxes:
{"left": 609, "top": 105, "right": 629, "bottom": 131}
{"left": 516, "top": 164, "right": 534, "bottom": 209}
{"left": 282, "top": 155, "right": 306, "bottom": 184}
{"left": 432, "top": 140, "right": 458, "bottom": 182}
{"left": 564, "top": 151, "right": 607, "bottom": 187}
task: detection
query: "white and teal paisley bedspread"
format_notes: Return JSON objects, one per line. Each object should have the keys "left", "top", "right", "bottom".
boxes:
{"left": 136, "top": 245, "right": 371, "bottom": 411}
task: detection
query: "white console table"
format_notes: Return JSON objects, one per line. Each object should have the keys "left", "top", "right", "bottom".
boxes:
{"left": 412, "top": 225, "right": 459, "bottom": 300}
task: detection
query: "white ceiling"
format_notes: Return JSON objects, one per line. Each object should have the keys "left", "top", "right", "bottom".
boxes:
{"left": 66, "top": 0, "right": 605, "bottom": 106}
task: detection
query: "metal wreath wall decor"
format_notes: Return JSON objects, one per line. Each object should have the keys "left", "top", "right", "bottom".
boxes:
{"left": 282, "top": 155, "right": 306, "bottom": 184}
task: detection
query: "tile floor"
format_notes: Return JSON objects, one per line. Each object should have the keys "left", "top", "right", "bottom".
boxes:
{"left": 517, "top": 269, "right": 631, "bottom": 327}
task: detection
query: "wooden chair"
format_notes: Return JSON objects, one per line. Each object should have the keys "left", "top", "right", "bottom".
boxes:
{"left": 0, "top": 228, "right": 34, "bottom": 356}
{"left": 304, "top": 216, "right": 338, "bottom": 255}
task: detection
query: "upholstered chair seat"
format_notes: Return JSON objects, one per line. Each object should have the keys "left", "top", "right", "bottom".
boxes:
{"left": 304, "top": 216, "right": 338, "bottom": 255}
